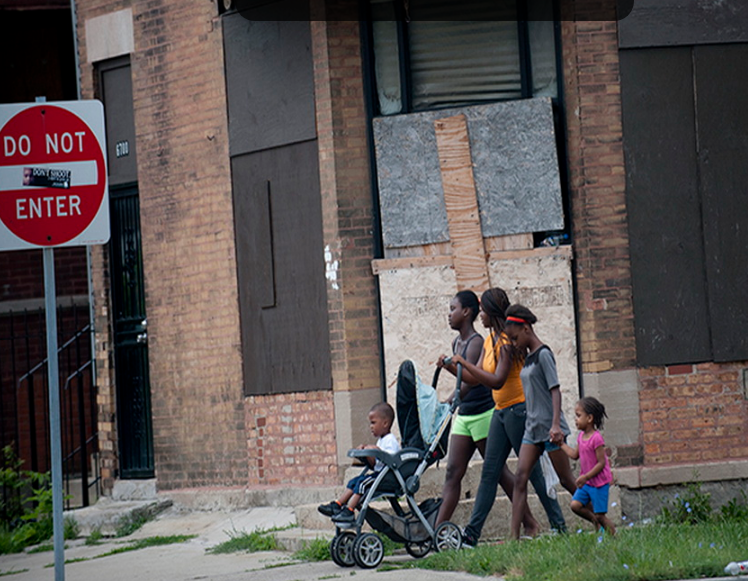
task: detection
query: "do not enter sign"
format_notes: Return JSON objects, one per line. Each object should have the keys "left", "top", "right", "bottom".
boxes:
{"left": 0, "top": 101, "right": 109, "bottom": 250}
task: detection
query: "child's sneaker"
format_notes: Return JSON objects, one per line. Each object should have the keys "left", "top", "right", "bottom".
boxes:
{"left": 331, "top": 506, "right": 355, "bottom": 523}
{"left": 317, "top": 501, "right": 343, "bottom": 517}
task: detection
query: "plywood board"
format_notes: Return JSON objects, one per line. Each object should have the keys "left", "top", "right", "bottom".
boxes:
{"left": 373, "top": 97, "right": 563, "bottom": 248}
{"left": 434, "top": 114, "right": 490, "bottom": 292}
{"left": 377, "top": 249, "right": 578, "bottom": 428}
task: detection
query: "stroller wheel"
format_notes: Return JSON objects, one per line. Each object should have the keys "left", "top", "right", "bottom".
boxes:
{"left": 434, "top": 521, "right": 462, "bottom": 552}
{"left": 330, "top": 531, "right": 356, "bottom": 567}
{"left": 405, "top": 539, "right": 432, "bottom": 558}
{"left": 352, "top": 532, "right": 384, "bottom": 569}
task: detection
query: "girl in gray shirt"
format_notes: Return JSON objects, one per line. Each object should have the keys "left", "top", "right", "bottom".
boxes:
{"left": 503, "top": 304, "right": 578, "bottom": 540}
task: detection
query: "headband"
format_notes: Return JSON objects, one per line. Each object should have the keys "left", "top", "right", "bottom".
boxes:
{"left": 506, "top": 316, "right": 527, "bottom": 324}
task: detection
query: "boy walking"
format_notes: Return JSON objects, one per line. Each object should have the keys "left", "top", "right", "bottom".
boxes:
{"left": 318, "top": 402, "right": 400, "bottom": 523}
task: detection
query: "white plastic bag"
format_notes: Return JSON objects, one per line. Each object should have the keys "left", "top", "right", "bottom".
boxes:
{"left": 539, "top": 451, "right": 559, "bottom": 499}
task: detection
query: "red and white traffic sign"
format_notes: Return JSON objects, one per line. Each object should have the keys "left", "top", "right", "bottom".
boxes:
{"left": 0, "top": 101, "right": 109, "bottom": 250}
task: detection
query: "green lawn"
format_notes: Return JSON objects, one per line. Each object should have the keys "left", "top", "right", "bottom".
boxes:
{"left": 406, "top": 521, "right": 748, "bottom": 581}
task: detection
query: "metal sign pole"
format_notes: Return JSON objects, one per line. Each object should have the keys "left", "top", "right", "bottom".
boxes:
{"left": 36, "top": 91, "right": 64, "bottom": 581}
{"left": 43, "top": 248, "right": 64, "bottom": 581}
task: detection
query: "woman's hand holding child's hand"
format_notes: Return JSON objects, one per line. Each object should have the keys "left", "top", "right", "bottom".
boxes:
{"left": 549, "top": 425, "right": 564, "bottom": 445}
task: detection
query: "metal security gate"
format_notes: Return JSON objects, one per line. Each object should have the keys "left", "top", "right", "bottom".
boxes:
{"left": 109, "top": 185, "right": 154, "bottom": 478}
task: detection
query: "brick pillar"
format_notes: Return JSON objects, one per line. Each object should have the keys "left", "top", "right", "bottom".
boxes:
{"left": 311, "top": 20, "right": 383, "bottom": 469}
{"left": 560, "top": 12, "right": 641, "bottom": 460}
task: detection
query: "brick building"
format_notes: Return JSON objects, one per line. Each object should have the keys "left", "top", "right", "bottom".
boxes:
{"left": 4, "top": 0, "right": 745, "bottom": 517}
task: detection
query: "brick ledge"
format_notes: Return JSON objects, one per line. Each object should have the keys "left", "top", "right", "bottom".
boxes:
{"left": 615, "top": 459, "right": 748, "bottom": 489}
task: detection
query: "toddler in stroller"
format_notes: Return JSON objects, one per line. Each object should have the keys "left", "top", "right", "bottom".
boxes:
{"left": 325, "top": 360, "right": 464, "bottom": 568}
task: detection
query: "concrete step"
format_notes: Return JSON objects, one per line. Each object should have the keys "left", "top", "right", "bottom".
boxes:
{"left": 66, "top": 497, "right": 174, "bottom": 537}
{"left": 297, "top": 459, "right": 622, "bottom": 540}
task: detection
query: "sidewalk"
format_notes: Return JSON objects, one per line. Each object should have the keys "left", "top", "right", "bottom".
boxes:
{"left": 0, "top": 496, "right": 740, "bottom": 581}
{"left": 0, "top": 503, "right": 484, "bottom": 581}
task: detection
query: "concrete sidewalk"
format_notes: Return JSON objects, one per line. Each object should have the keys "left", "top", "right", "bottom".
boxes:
{"left": 0, "top": 491, "right": 739, "bottom": 581}
{"left": 0, "top": 503, "right": 484, "bottom": 581}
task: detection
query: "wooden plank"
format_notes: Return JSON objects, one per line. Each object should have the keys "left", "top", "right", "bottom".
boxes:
{"left": 433, "top": 114, "right": 490, "bottom": 293}
{"left": 371, "top": 246, "right": 572, "bottom": 275}
{"left": 383, "top": 241, "right": 451, "bottom": 259}
{"left": 485, "top": 233, "right": 533, "bottom": 252}
{"left": 487, "top": 245, "right": 571, "bottom": 263}
{"left": 371, "top": 254, "right": 453, "bottom": 275}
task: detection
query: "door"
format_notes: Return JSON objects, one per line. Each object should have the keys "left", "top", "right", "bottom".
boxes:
{"left": 100, "top": 57, "right": 155, "bottom": 478}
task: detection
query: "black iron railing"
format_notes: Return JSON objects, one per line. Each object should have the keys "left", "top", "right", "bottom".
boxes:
{"left": 0, "top": 303, "right": 99, "bottom": 510}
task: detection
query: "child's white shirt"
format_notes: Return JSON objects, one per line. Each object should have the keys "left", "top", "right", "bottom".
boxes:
{"left": 374, "top": 433, "right": 401, "bottom": 471}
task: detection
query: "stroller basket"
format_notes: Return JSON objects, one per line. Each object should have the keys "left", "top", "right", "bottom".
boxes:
{"left": 364, "top": 497, "right": 442, "bottom": 544}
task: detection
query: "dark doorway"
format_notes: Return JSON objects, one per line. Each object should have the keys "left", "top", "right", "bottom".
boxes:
{"left": 99, "top": 58, "right": 154, "bottom": 478}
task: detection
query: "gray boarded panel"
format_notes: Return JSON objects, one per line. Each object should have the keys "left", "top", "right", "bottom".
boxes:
{"left": 232, "top": 140, "right": 332, "bottom": 394}
{"left": 100, "top": 60, "right": 138, "bottom": 186}
{"left": 620, "top": 48, "right": 711, "bottom": 366}
{"left": 694, "top": 44, "right": 748, "bottom": 362}
{"left": 372, "top": 98, "right": 563, "bottom": 248}
{"left": 618, "top": 0, "right": 748, "bottom": 49}
{"left": 223, "top": 13, "right": 316, "bottom": 156}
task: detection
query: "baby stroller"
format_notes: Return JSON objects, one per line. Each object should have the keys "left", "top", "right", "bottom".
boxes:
{"left": 328, "top": 359, "right": 463, "bottom": 568}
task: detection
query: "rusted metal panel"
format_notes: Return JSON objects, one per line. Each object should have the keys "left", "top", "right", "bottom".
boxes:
{"left": 694, "top": 44, "right": 748, "bottom": 362}
{"left": 232, "top": 141, "right": 332, "bottom": 395}
{"left": 620, "top": 48, "right": 711, "bottom": 365}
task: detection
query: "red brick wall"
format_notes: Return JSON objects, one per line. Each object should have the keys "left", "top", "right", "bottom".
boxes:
{"left": 640, "top": 363, "right": 748, "bottom": 465}
{"left": 0, "top": 249, "right": 87, "bottom": 300}
{"left": 312, "top": 20, "right": 382, "bottom": 396}
{"left": 245, "top": 391, "right": 337, "bottom": 486}
{"left": 77, "top": 0, "right": 248, "bottom": 490}
{"left": 560, "top": 16, "right": 636, "bottom": 375}
{"left": 561, "top": 12, "right": 748, "bottom": 474}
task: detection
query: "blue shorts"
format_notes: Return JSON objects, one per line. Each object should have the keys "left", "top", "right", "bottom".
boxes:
{"left": 346, "top": 470, "right": 399, "bottom": 496}
{"left": 572, "top": 483, "right": 610, "bottom": 514}
{"left": 522, "top": 438, "right": 562, "bottom": 453}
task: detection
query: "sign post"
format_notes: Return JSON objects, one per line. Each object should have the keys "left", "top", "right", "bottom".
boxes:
{"left": 0, "top": 99, "right": 109, "bottom": 581}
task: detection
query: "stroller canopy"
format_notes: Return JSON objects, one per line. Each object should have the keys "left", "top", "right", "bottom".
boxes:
{"left": 396, "top": 360, "right": 451, "bottom": 462}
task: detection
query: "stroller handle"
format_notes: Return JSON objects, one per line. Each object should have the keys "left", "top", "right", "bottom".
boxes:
{"left": 439, "top": 358, "right": 463, "bottom": 413}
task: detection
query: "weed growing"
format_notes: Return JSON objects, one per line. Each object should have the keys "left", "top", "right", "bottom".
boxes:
{"left": 0, "top": 445, "right": 59, "bottom": 554}
{"left": 85, "top": 527, "right": 103, "bottom": 545}
{"left": 292, "top": 537, "right": 331, "bottom": 561}
{"left": 95, "top": 534, "right": 196, "bottom": 558}
{"left": 0, "top": 569, "right": 29, "bottom": 577}
{"left": 207, "top": 527, "right": 280, "bottom": 554}
{"left": 114, "top": 511, "right": 153, "bottom": 537}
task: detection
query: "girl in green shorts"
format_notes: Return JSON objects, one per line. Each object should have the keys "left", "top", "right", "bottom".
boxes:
{"left": 435, "top": 290, "right": 495, "bottom": 525}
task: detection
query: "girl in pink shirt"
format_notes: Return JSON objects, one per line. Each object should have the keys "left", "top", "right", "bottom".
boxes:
{"left": 560, "top": 396, "right": 616, "bottom": 536}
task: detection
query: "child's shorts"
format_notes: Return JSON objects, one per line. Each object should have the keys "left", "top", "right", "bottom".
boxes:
{"left": 346, "top": 470, "right": 399, "bottom": 496}
{"left": 572, "top": 483, "right": 610, "bottom": 514}
{"left": 452, "top": 407, "right": 493, "bottom": 441}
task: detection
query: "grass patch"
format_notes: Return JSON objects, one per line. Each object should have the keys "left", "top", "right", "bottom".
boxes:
{"left": 293, "top": 537, "right": 331, "bottom": 561}
{"left": 409, "top": 521, "right": 748, "bottom": 581}
{"left": 114, "top": 512, "right": 153, "bottom": 537}
{"left": 94, "top": 534, "right": 196, "bottom": 558}
{"left": 207, "top": 526, "right": 288, "bottom": 554}
{"left": 0, "top": 570, "right": 28, "bottom": 577}
{"left": 85, "top": 527, "right": 103, "bottom": 546}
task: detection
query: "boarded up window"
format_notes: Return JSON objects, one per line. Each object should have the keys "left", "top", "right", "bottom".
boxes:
{"left": 223, "top": 12, "right": 332, "bottom": 394}
{"left": 369, "top": 0, "right": 559, "bottom": 115}
{"left": 621, "top": 45, "right": 748, "bottom": 365}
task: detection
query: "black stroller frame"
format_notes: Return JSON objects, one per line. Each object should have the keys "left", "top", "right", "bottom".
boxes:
{"left": 329, "top": 362, "right": 464, "bottom": 568}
